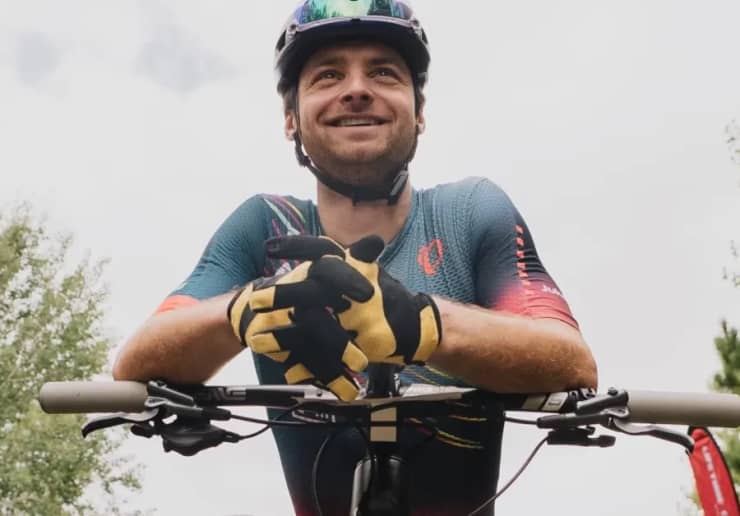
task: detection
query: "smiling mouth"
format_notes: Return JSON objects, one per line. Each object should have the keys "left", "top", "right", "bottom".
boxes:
{"left": 329, "top": 117, "right": 388, "bottom": 127}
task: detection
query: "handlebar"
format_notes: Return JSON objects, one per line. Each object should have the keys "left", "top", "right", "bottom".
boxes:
{"left": 38, "top": 381, "right": 740, "bottom": 427}
{"left": 38, "top": 378, "right": 740, "bottom": 516}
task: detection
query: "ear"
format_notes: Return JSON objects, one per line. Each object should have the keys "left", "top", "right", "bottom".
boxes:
{"left": 284, "top": 111, "right": 297, "bottom": 141}
{"left": 416, "top": 109, "right": 426, "bottom": 135}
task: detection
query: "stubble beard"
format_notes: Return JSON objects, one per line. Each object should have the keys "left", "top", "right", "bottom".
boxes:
{"left": 300, "top": 127, "right": 416, "bottom": 188}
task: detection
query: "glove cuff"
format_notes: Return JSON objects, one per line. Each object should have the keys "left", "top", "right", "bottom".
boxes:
{"left": 412, "top": 294, "right": 443, "bottom": 364}
{"left": 227, "top": 284, "right": 254, "bottom": 348}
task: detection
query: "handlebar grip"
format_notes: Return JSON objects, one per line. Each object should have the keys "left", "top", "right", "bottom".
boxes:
{"left": 38, "top": 381, "right": 148, "bottom": 414}
{"left": 628, "top": 390, "right": 740, "bottom": 427}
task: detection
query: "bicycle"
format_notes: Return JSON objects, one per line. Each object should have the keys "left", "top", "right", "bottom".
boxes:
{"left": 38, "top": 364, "right": 740, "bottom": 516}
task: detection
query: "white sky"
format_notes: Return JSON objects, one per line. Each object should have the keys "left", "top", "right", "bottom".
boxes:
{"left": 2, "top": 1, "right": 740, "bottom": 514}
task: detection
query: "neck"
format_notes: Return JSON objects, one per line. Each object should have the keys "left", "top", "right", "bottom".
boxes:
{"left": 317, "top": 181, "right": 413, "bottom": 246}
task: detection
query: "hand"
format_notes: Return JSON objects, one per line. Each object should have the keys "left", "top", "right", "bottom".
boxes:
{"left": 227, "top": 257, "right": 373, "bottom": 401}
{"left": 265, "top": 235, "right": 443, "bottom": 366}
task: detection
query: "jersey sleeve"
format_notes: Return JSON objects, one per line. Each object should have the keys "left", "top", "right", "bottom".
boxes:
{"left": 470, "top": 178, "right": 579, "bottom": 329}
{"left": 155, "top": 196, "right": 269, "bottom": 314}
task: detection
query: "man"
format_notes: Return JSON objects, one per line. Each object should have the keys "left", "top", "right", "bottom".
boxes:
{"left": 113, "top": 1, "right": 598, "bottom": 514}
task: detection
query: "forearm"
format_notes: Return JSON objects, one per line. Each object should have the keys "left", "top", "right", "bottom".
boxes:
{"left": 112, "top": 294, "right": 243, "bottom": 384}
{"left": 429, "top": 297, "right": 598, "bottom": 393}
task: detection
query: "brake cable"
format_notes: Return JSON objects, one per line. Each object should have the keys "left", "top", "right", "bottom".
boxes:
{"left": 467, "top": 436, "right": 549, "bottom": 516}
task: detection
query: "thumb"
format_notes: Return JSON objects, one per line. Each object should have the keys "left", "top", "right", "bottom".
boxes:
{"left": 265, "top": 235, "right": 344, "bottom": 260}
{"left": 347, "top": 235, "right": 384, "bottom": 263}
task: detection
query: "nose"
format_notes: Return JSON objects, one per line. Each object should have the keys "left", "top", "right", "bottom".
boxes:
{"left": 340, "top": 73, "right": 373, "bottom": 111}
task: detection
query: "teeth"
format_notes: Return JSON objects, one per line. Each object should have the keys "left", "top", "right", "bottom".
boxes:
{"left": 336, "top": 119, "right": 381, "bottom": 127}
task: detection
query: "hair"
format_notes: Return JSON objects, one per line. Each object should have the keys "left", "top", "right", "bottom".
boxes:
{"left": 281, "top": 81, "right": 426, "bottom": 118}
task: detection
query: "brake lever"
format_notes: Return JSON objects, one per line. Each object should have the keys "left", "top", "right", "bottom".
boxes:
{"left": 81, "top": 409, "right": 160, "bottom": 438}
{"left": 607, "top": 418, "right": 694, "bottom": 451}
{"left": 539, "top": 405, "right": 695, "bottom": 451}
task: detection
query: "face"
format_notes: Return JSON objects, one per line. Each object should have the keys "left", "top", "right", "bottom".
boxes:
{"left": 285, "top": 40, "right": 424, "bottom": 187}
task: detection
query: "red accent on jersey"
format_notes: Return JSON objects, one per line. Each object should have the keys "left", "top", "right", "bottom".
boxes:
{"left": 155, "top": 295, "right": 199, "bottom": 314}
{"left": 496, "top": 283, "right": 579, "bottom": 329}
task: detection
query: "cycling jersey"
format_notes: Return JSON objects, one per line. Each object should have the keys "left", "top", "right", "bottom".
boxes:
{"left": 158, "top": 176, "right": 578, "bottom": 515}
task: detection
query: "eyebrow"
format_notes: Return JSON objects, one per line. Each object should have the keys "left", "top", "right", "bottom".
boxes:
{"left": 310, "top": 56, "right": 346, "bottom": 68}
{"left": 308, "top": 54, "right": 406, "bottom": 69}
{"left": 367, "top": 56, "right": 405, "bottom": 68}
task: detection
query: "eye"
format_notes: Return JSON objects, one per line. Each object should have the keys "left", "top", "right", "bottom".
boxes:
{"left": 371, "top": 67, "right": 402, "bottom": 82}
{"left": 314, "top": 69, "right": 340, "bottom": 83}
{"left": 374, "top": 67, "right": 398, "bottom": 78}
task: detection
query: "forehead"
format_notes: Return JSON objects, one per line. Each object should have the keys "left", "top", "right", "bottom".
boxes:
{"left": 300, "top": 40, "right": 410, "bottom": 72}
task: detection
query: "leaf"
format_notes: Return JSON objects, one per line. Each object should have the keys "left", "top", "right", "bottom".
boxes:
{"left": 0, "top": 205, "right": 142, "bottom": 515}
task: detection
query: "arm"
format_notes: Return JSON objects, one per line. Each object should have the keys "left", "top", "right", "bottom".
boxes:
{"left": 112, "top": 294, "right": 242, "bottom": 384}
{"left": 113, "top": 197, "right": 269, "bottom": 384}
{"left": 429, "top": 297, "right": 597, "bottom": 393}
{"left": 426, "top": 178, "right": 597, "bottom": 393}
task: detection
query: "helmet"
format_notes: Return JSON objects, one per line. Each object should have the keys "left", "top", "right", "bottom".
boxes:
{"left": 275, "top": 0, "right": 430, "bottom": 94}
{"left": 274, "top": 0, "right": 431, "bottom": 205}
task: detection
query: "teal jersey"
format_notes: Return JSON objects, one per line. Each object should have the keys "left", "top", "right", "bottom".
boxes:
{"left": 160, "top": 177, "right": 578, "bottom": 515}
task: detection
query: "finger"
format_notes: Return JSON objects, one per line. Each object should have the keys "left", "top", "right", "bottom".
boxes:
{"left": 247, "top": 311, "right": 296, "bottom": 353}
{"left": 265, "top": 264, "right": 373, "bottom": 308}
{"left": 309, "top": 258, "right": 374, "bottom": 302}
{"left": 292, "top": 308, "right": 367, "bottom": 371}
{"left": 292, "top": 307, "right": 368, "bottom": 373}
{"left": 249, "top": 262, "right": 312, "bottom": 311}
{"left": 341, "top": 342, "right": 369, "bottom": 373}
{"left": 347, "top": 235, "right": 385, "bottom": 263}
{"left": 326, "top": 374, "right": 360, "bottom": 402}
{"left": 285, "top": 364, "right": 358, "bottom": 401}
{"left": 265, "top": 235, "right": 344, "bottom": 261}
{"left": 269, "top": 279, "right": 331, "bottom": 309}
{"left": 284, "top": 363, "right": 314, "bottom": 384}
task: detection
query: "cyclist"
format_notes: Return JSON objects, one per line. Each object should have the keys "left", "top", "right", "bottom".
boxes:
{"left": 113, "top": 1, "right": 598, "bottom": 514}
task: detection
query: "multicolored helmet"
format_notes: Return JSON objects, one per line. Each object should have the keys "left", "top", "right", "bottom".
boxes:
{"left": 275, "top": 0, "right": 430, "bottom": 94}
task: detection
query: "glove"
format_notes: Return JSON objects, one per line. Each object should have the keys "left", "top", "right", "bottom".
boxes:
{"left": 265, "top": 235, "right": 443, "bottom": 366}
{"left": 227, "top": 257, "right": 373, "bottom": 401}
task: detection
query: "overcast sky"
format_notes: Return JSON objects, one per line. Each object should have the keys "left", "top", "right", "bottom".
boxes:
{"left": 2, "top": 1, "right": 740, "bottom": 515}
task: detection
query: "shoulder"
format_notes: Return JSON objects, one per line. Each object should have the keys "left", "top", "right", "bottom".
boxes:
{"left": 421, "top": 176, "right": 510, "bottom": 202}
{"left": 220, "top": 193, "right": 315, "bottom": 235}
{"left": 257, "top": 194, "right": 315, "bottom": 234}
{"left": 228, "top": 193, "right": 314, "bottom": 219}
{"left": 419, "top": 177, "right": 517, "bottom": 221}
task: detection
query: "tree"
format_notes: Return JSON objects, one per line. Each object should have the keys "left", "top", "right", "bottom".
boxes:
{"left": 705, "top": 120, "right": 740, "bottom": 493}
{"left": 0, "top": 205, "right": 140, "bottom": 515}
{"left": 712, "top": 322, "right": 740, "bottom": 483}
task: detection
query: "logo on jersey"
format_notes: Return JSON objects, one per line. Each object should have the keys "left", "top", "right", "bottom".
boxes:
{"left": 417, "top": 239, "right": 444, "bottom": 276}
{"left": 541, "top": 284, "right": 565, "bottom": 299}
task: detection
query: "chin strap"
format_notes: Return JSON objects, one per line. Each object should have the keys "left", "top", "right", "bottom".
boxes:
{"left": 293, "top": 133, "right": 413, "bottom": 206}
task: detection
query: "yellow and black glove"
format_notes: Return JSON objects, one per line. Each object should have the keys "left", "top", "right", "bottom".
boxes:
{"left": 227, "top": 257, "right": 373, "bottom": 401}
{"left": 265, "top": 235, "right": 442, "bottom": 366}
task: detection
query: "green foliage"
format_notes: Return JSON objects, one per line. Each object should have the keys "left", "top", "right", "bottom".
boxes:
{"left": 710, "top": 321, "right": 740, "bottom": 487}
{"left": 713, "top": 321, "right": 740, "bottom": 393}
{"left": 710, "top": 119, "right": 740, "bottom": 490}
{"left": 0, "top": 205, "right": 140, "bottom": 515}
